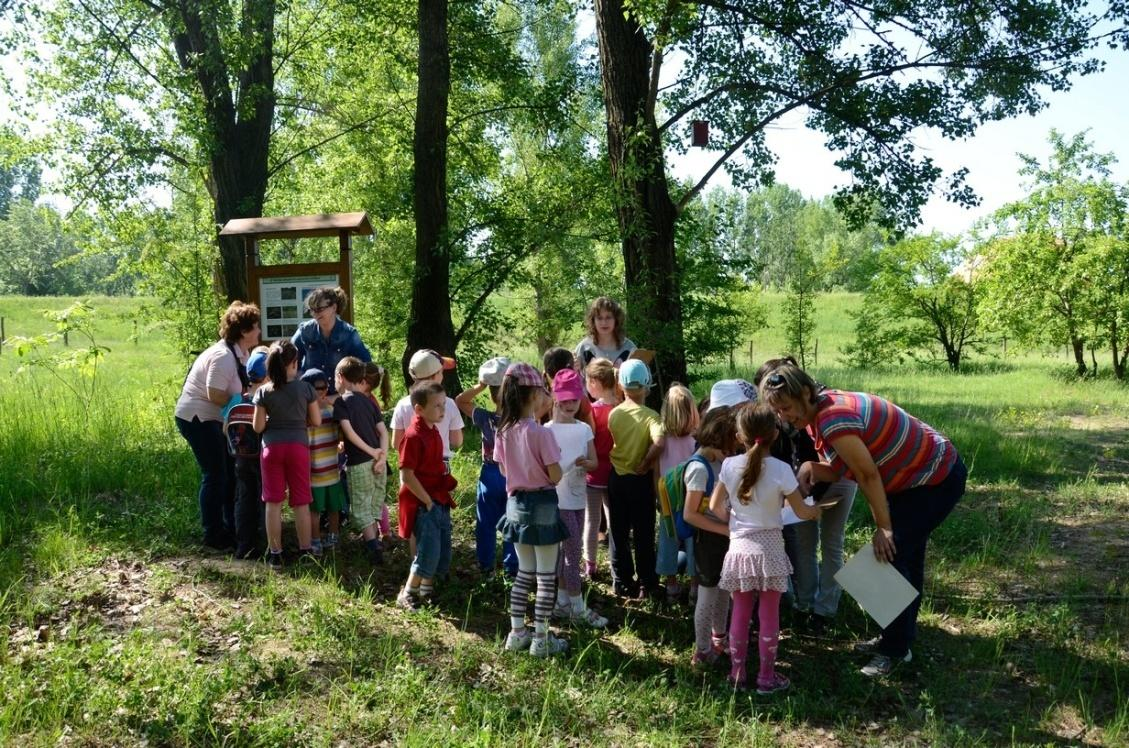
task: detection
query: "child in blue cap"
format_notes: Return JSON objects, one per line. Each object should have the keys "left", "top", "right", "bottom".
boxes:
{"left": 606, "top": 359, "right": 666, "bottom": 598}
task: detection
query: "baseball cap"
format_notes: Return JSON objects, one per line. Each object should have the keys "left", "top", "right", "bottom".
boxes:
{"left": 618, "top": 359, "right": 652, "bottom": 389}
{"left": 504, "top": 362, "right": 545, "bottom": 388}
{"left": 707, "top": 379, "right": 756, "bottom": 411}
{"left": 408, "top": 348, "right": 457, "bottom": 380}
{"left": 300, "top": 368, "right": 328, "bottom": 387}
{"left": 478, "top": 356, "right": 511, "bottom": 387}
{"left": 552, "top": 368, "right": 584, "bottom": 401}
{"left": 246, "top": 350, "right": 268, "bottom": 382}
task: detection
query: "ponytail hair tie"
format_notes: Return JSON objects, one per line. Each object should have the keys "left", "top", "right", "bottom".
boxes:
{"left": 753, "top": 437, "right": 765, "bottom": 446}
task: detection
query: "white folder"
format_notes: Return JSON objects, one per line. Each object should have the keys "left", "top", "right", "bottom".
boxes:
{"left": 833, "top": 543, "right": 919, "bottom": 628}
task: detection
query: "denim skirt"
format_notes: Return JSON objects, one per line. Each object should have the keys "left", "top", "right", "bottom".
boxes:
{"left": 497, "top": 488, "right": 570, "bottom": 546}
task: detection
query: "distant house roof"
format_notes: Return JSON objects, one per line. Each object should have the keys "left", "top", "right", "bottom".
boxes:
{"left": 219, "top": 212, "right": 374, "bottom": 240}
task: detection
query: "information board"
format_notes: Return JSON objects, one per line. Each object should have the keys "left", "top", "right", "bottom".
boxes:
{"left": 259, "top": 273, "right": 339, "bottom": 340}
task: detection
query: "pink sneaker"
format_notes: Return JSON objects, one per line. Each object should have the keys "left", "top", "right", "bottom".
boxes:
{"left": 756, "top": 673, "right": 791, "bottom": 695}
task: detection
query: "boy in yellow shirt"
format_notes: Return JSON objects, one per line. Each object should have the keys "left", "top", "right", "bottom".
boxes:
{"left": 606, "top": 359, "right": 665, "bottom": 598}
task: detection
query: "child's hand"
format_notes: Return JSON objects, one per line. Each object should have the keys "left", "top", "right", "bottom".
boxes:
{"left": 373, "top": 448, "right": 386, "bottom": 471}
{"left": 798, "top": 502, "right": 822, "bottom": 522}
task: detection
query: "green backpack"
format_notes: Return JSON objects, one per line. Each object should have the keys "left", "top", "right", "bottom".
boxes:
{"left": 657, "top": 455, "right": 715, "bottom": 541}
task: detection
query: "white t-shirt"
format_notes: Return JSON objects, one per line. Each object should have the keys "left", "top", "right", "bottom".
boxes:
{"left": 391, "top": 394, "right": 464, "bottom": 457}
{"left": 718, "top": 454, "right": 798, "bottom": 532}
{"left": 175, "top": 340, "right": 246, "bottom": 423}
{"left": 546, "top": 420, "right": 594, "bottom": 511}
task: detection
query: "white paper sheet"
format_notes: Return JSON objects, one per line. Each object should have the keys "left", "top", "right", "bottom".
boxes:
{"left": 833, "top": 543, "right": 919, "bottom": 628}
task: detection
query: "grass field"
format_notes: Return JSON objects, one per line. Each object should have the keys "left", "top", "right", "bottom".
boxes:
{"left": 1, "top": 295, "right": 1126, "bottom": 746}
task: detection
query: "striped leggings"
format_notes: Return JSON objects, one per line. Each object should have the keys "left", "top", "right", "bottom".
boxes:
{"left": 510, "top": 543, "right": 559, "bottom": 633}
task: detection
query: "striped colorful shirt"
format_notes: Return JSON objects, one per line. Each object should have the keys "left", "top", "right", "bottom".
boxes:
{"left": 809, "top": 391, "right": 957, "bottom": 494}
{"left": 308, "top": 404, "right": 342, "bottom": 489}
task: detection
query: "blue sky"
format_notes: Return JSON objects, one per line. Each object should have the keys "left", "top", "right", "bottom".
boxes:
{"left": 670, "top": 48, "right": 1129, "bottom": 235}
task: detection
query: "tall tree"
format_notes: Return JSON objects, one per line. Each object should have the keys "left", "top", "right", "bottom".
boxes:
{"left": 8, "top": 0, "right": 357, "bottom": 302}
{"left": 980, "top": 130, "right": 1129, "bottom": 377}
{"left": 406, "top": 0, "right": 458, "bottom": 387}
{"left": 591, "top": 0, "right": 1128, "bottom": 382}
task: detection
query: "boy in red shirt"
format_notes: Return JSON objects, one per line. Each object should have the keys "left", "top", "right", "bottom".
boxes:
{"left": 396, "top": 382, "right": 458, "bottom": 609}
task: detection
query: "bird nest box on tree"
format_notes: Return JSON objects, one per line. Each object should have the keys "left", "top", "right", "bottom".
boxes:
{"left": 219, "top": 212, "right": 374, "bottom": 341}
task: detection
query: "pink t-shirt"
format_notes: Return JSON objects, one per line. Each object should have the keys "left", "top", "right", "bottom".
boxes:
{"left": 493, "top": 418, "right": 562, "bottom": 494}
{"left": 659, "top": 434, "right": 697, "bottom": 475}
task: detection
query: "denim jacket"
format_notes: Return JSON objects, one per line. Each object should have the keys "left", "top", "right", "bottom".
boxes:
{"left": 291, "top": 318, "right": 371, "bottom": 392}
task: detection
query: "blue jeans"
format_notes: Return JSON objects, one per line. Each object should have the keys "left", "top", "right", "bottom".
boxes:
{"left": 475, "top": 462, "right": 516, "bottom": 574}
{"left": 782, "top": 479, "right": 857, "bottom": 617}
{"left": 656, "top": 529, "right": 695, "bottom": 579}
{"left": 176, "top": 416, "right": 235, "bottom": 544}
{"left": 411, "top": 504, "right": 452, "bottom": 580}
{"left": 880, "top": 458, "right": 967, "bottom": 658}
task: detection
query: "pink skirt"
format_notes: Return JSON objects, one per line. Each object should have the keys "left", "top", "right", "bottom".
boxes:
{"left": 718, "top": 529, "right": 792, "bottom": 593}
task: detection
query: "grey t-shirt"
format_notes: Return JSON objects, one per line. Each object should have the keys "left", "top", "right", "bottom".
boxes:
{"left": 253, "top": 380, "right": 316, "bottom": 446}
{"left": 684, "top": 450, "right": 723, "bottom": 519}
{"left": 574, "top": 336, "right": 637, "bottom": 368}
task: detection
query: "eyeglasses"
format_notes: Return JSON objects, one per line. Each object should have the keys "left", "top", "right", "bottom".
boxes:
{"left": 311, "top": 304, "right": 333, "bottom": 314}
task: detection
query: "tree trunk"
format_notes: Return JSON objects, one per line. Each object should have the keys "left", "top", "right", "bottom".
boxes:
{"left": 594, "top": 0, "right": 687, "bottom": 392}
{"left": 171, "top": 0, "right": 275, "bottom": 304}
{"left": 1112, "top": 319, "right": 1125, "bottom": 380}
{"left": 1071, "top": 336, "right": 1087, "bottom": 376}
{"left": 405, "top": 0, "right": 459, "bottom": 392}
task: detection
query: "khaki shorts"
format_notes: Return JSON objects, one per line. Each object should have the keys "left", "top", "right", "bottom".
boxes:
{"left": 346, "top": 462, "right": 387, "bottom": 531}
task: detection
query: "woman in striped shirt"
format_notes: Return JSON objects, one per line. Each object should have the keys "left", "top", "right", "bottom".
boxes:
{"left": 759, "top": 364, "right": 967, "bottom": 677}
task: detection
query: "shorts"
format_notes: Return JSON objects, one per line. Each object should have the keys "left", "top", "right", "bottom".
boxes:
{"left": 260, "top": 442, "right": 312, "bottom": 507}
{"left": 346, "top": 462, "right": 386, "bottom": 531}
{"left": 693, "top": 527, "right": 729, "bottom": 587}
{"left": 311, "top": 481, "right": 347, "bottom": 513}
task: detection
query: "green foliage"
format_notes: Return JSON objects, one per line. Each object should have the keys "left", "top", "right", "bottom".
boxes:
{"left": 4, "top": 301, "right": 110, "bottom": 424}
{"left": 839, "top": 306, "right": 906, "bottom": 370}
{"left": 677, "top": 189, "right": 765, "bottom": 368}
{"left": 979, "top": 130, "right": 1129, "bottom": 377}
{"left": 738, "top": 184, "right": 885, "bottom": 291}
{"left": 861, "top": 233, "right": 985, "bottom": 372}
{"left": 84, "top": 182, "right": 223, "bottom": 355}
{"left": 0, "top": 201, "right": 129, "bottom": 296}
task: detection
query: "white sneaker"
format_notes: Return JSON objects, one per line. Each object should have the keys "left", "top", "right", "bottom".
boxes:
{"left": 504, "top": 629, "right": 532, "bottom": 652}
{"left": 860, "top": 650, "right": 912, "bottom": 677}
{"left": 575, "top": 606, "right": 608, "bottom": 629}
{"left": 529, "top": 633, "right": 568, "bottom": 657}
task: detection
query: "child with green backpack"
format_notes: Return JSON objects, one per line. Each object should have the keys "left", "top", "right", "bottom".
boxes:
{"left": 655, "top": 385, "right": 699, "bottom": 601}
{"left": 676, "top": 404, "right": 742, "bottom": 668}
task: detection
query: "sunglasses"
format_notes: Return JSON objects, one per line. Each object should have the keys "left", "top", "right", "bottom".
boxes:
{"left": 764, "top": 372, "right": 786, "bottom": 388}
{"left": 314, "top": 384, "right": 329, "bottom": 391}
{"left": 311, "top": 304, "right": 334, "bottom": 313}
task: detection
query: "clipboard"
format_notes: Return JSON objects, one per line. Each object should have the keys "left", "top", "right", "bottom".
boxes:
{"left": 833, "top": 543, "right": 919, "bottom": 628}
{"left": 628, "top": 348, "right": 655, "bottom": 365}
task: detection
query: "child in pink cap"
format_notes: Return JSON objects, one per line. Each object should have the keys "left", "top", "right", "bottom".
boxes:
{"left": 546, "top": 369, "right": 607, "bottom": 628}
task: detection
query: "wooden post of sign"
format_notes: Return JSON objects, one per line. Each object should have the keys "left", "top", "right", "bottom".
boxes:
{"left": 1, "top": 316, "right": 5, "bottom": 355}
{"left": 338, "top": 229, "right": 353, "bottom": 312}
{"left": 245, "top": 236, "right": 260, "bottom": 311}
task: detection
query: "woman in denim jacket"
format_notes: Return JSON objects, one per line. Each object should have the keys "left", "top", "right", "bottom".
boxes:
{"left": 291, "top": 287, "right": 371, "bottom": 393}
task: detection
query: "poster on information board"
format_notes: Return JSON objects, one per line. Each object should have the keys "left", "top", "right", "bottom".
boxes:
{"left": 259, "top": 273, "right": 339, "bottom": 340}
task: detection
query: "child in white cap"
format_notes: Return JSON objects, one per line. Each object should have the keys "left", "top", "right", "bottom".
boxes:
{"left": 455, "top": 356, "right": 518, "bottom": 576}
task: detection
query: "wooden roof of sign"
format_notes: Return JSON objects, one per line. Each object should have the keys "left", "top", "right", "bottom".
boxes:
{"left": 219, "top": 212, "right": 374, "bottom": 240}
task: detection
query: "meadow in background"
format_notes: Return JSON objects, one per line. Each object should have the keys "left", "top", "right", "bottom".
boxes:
{"left": 0, "top": 295, "right": 1125, "bottom": 746}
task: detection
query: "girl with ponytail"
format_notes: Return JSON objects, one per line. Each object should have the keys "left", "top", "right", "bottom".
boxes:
{"left": 709, "top": 403, "right": 821, "bottom": 693}
{"left": 252, "top": 340, "right": 321, "bottom": 569}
